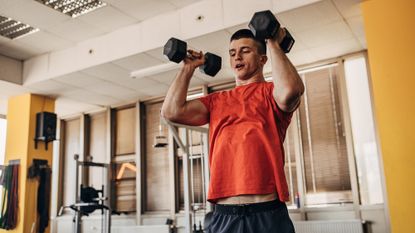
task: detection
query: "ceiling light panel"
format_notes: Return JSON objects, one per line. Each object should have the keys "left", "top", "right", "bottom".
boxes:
{"left": 0, "top": 15, "right": 39, "bottom": 39}
{"left": 35, "top": 0, "right": 107, "bottom": 18}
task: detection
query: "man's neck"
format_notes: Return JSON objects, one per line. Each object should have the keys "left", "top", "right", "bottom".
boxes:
{"left": 236, "top": 70, "right": 265, "bottom": 86}
{"left": 236, "top": 74, "right": 266, "bottom": 86}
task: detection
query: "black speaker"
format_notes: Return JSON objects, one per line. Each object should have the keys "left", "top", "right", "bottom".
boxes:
{"left": 35, "top": 111, "right": 57, "bottom": 142}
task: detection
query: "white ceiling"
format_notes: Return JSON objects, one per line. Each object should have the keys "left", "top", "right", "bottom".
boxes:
{"left": 0, "top": 0, "right": 366, "bottom": 117}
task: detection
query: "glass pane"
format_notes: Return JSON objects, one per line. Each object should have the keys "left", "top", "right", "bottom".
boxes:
{"left": 145, "top": 102, "right": 170, "bottom": 211}
{"left": 63, "top": 118, "right": 80, "bottom": 206}
{"left": 89, "top": 112, "right": 107, "bottom": 190}
{"left": 115, "top": 162, "right": 137, "bottom": 212}
{"left": 0, "top": 118, "right": 6, "bottom": 165}
{"left": 115, "top": 107, "right": 136, "bottom": 156}
{"left": 299, "top": 65, "right": 352, "bottom": 206}
{"left": 344, "top": 56, "right": 384, "bottom": 205}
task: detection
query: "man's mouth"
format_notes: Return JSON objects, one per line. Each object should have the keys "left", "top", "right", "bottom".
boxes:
{"left": 235, "top": 64, "right": 245, "bottom": 70}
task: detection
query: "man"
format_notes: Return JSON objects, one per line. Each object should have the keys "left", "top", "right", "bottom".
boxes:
{"left": 161, "top": 27, "right": 304, "bottom": 233}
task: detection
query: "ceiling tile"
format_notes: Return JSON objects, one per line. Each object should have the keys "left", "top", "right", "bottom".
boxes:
{"left": 297, "top": 20, "right": 355, "bottom": 48}
{"left": 149, "top": 69, "right": 179, "bottom": 85}
{"left": 332, "top": 0, "right": 362, "bottom": 19}
{"left": 16, "top": 30, "right": 74, "bottom": 54}
{"left": 277, "top": 0, "right": 342, "bottom": 33}
{"left": 346, "top": 15, "right": 366, "bottom": 48}
{"left": 106, "top": 0, "right": 176, "bottom": 21}
{"left": 63, "top": 89, "right": 122, "bottom": 106}
{"left": 45, "top": 18, "right": 106, "bottom": 42}
{"left": 54, "top": 72, "right": 104, "bottom": 88}
{"left": 139, "top": 83, "right": 169, "bottom": 96}
{"left": 55, "top": 97, "right": 101, "bottom": 117}
{"left": 286, "top": 49, "right": 317, "bottom": 66}
{"left": 308, "top": 37, "right": 362, "bottom": 61}
{"left": 89, "top": 81, "right": 139, "bottom": 99}
{"left": 24, "top": 79, "right": 77, "bottom": 96}
{"left": 112, "top": 52, "right": 165, "bottom": 72}
{"left": 168, "top": 0, "right": 202, "bottom": 8}
{"left": 145, "top": 47, "right": 168, "bottom": 63}
{"left": 128, "top": 76, "right": 163, "bottom": 91}
{"left": 188, "top": 30, "right": 231, "bottom": 55}
{"left": 194, "top": 67, "right": 233, "bottom": 84}
{"left": 81, "top": 63, "right": 130, "bottom": 82}
{"left": 77, "top": 6, "right": 138, "bottom": 33}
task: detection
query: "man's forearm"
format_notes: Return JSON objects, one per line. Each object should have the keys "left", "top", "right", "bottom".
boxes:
{"left": 161, "top": 65, "right": 195, "bottom": 119}
{"left": 269, "top": 43, "right": 304, "bottom": 111}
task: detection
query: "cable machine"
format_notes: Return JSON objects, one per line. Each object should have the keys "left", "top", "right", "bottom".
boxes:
{"left": 58, "top": 154, "right": 111, "bottom": 233}
{"left": 163, "top": 118, "right": 210, "bottom": 233}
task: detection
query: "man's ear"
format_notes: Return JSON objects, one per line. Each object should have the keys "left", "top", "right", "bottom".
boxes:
{"left": 260, "top": 55, "right": 268, "bottom": 66}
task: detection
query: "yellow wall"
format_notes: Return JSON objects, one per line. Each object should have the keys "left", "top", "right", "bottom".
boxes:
{"left": 362, "top": 0, "right": 415, "bottom": 232}
{"left": 3, "top": 94, "right": 54, "bottom": 233}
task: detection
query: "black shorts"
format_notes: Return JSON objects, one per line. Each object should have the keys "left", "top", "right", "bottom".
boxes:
{"left": 204, "top": 199, "right": 296, "bottom": 233}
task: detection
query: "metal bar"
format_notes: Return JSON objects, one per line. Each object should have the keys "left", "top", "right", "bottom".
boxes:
{"left": 202, "top": 132, "right": 211, "bottom": 212}
{"left": 162, "top": 118, "right": 208, "bottom": 133}
{"left": 135, "top": 102, "right": 142, "bottom": 225}
{"left": 200, "top": 132, "right": 206, "bottom": 207}
{"left": 168, "top": 124, "right": 177, "bottom": 217}
{"left": 189, "top": 130, "right": 195, "bottom": 206}
{"left": 105, "top": 107, "right": 113, "bottom": 231}
{"left": 302, "top": 75, "right": 317, "bottom": 193}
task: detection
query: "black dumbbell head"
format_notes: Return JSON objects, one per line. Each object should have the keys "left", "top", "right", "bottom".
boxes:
{"left": 163, "top": 37, "right": 187, "bottom": 63}
{"left": 280, "top": 28, "right": 295, "bottom": 53}
{"left": 200, "top": 52, "right": 222, "bottom": 77}
{"left": 248, "top": 10, "right": 280, "bottom": 40}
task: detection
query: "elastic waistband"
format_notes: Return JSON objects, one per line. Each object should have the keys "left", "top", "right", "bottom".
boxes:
{"left": 214, "top": 199, "right": 285, "bottom": 215}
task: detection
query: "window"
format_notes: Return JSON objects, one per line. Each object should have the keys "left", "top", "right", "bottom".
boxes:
{"left": 113, "top": 107, "right": 137, "bottom": 213}
{"left": 61, "top": 118, "right": 81, "bottom": 208}
{"left": 0, "top": 117, "right": 6, "bottom": 165}
{"left": 143, "top": 102, "right": 171, "bottom": 212}
{"left": 298, "top": 64, "right": 352, "bottom": 206}
{"left": 88, "top": 112, "right": 108, "bottom": 191}
{"left": 344, "top": 56, "right": 384, "bottom": 205}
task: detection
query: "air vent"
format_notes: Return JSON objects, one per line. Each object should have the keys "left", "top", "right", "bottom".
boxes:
{"left": 0, "top": 15, "right": 39, "bottom": 39}
{"left": 35, "top": 0, "right": 107, "bottom": 18}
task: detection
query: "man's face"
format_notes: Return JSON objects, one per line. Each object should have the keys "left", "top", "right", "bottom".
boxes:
{"left": 229, "top": 38, "right": 267, "bottom": 81}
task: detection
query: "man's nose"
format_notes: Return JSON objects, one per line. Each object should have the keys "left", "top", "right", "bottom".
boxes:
{"left": 234, "top": 52, "right": 242, "bottom": 60}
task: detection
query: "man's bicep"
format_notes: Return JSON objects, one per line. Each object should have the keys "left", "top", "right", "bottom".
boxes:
{"left": 178, "top": 99, "right": 209, "bottom": 126}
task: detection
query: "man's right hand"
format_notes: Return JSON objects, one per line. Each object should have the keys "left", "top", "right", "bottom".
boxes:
{"left": 183, "top": 49, "right": 206, "bottom": 70}
{"left": 161, "top": 49, "right": 209, "bottom": 126}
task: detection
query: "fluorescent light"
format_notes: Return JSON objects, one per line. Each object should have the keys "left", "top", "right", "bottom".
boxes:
{"left": 130, "top": 62, "right": 178, "bottom": 79}
{"left": 35, "top": 0, "right": 107, "bottom": 18}
{"left": 0, "top": 15, "right": 39, "bottom": 39}
{"left": 264, "top": 62, "right": 339, "bottom": 81}
{"left": 187, "top": 92, "right": 204, "bottom": 100}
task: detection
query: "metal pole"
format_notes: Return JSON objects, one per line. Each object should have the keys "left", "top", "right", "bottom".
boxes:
{"left": 165, "top": 122, "right": 192, "bottom": 233}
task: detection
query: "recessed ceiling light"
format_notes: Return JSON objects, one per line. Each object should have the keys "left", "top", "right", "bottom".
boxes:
{"left": 35, "top": 0, "right": 107, "bottom": 18}
{"left": 0, "top": 15, "right": 39, "bottom": 39}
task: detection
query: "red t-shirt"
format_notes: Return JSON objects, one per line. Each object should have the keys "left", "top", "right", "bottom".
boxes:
{"left": 198, "top": 81, "right": 292, "bottom": 203}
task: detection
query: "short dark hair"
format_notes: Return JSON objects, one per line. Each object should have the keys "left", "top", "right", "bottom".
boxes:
{"left": 230, "top": 29, "right": 266, "bottom": 55}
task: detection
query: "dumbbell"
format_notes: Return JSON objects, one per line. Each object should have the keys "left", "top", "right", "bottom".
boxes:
{"left": 163, "top": 37, "right": 222, "bottom": 77}
{"left": 248, "top": 10, "right": 295, "bottom": 53}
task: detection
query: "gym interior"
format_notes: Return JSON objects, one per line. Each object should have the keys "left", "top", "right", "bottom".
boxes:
{"left": 0, "top": 0, "right": 413, "bottom": 233}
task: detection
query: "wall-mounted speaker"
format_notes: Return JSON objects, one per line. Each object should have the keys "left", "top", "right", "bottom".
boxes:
{"left": 35, "top": 111, "right": 57, "bottom": 150}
